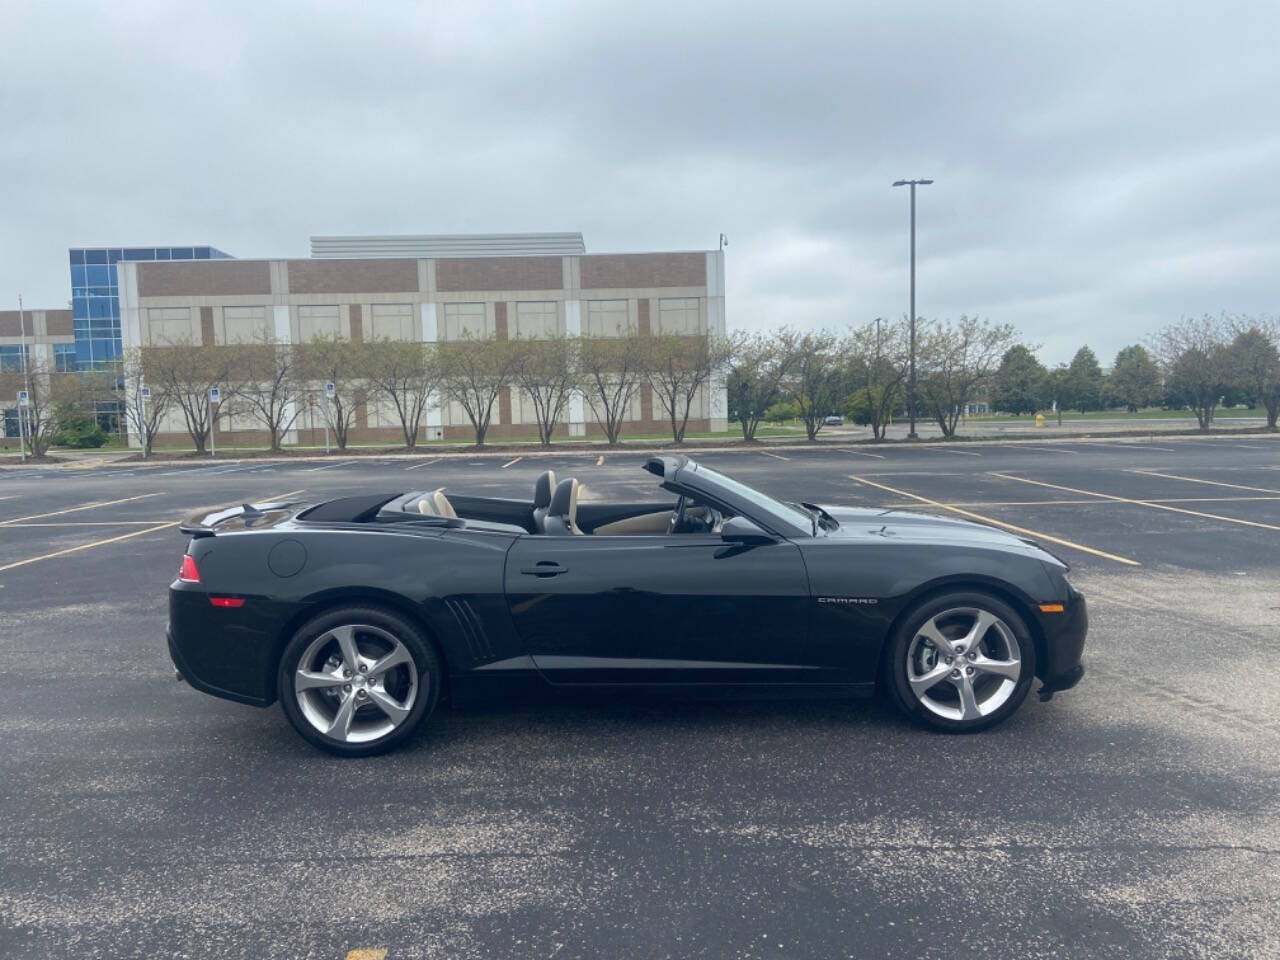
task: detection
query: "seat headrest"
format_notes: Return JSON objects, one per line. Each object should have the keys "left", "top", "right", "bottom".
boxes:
{"left": 548, "top": 477, "right": 576, "bottom": 517}
{"left": 533, "top": 470, "right": 557, "bottom": 510}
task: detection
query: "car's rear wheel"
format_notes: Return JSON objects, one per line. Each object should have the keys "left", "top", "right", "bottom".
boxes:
{"left": 885, "top": 590, "right": 1036, "bottom": 733}
{"left": 277, "top": 606, "right": 440, "bottom": 756}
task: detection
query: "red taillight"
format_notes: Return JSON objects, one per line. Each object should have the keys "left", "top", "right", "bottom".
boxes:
{"left": 178, "top": 554, "right": 200, "bottom": 583}
{"left": 209, "top": 596, "right": 245, "bottom": 608}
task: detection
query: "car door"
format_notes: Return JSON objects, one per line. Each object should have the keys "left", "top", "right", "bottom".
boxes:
{"left": 504, "top": 532, "right": 853, "bottom": 686}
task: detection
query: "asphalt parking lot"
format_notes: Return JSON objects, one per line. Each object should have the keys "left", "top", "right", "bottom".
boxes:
{"left": 2, "top": 436, "right": 1279, "bottom": 959}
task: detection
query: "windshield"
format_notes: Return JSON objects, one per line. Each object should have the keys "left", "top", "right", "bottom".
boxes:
{"left": 688, "top": 463, "right": 816, "bottom": 535}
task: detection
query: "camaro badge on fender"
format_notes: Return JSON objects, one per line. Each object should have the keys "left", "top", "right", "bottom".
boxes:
{"left": 818, "top": 597, "right": 878, "bottom": 605}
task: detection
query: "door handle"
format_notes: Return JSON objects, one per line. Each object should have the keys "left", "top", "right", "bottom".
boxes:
{"left": 520, "top": 561, "right": 568, "bottom": 577}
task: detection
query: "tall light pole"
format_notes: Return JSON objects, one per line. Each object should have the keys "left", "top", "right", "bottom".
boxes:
{"left": 18, "top": 294, "right": 32, "bottom": 461}
{"left": 892, "top": 178, "right": 932, "bottom": 439}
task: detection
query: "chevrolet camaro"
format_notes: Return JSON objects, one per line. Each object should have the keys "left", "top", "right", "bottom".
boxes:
{"left": 168, "top": 456, "right": 1087, "bottom": 755}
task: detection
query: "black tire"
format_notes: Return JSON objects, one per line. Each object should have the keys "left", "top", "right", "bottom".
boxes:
{"left": 277, "top": 605, "right": 441, "bottom": 757}
{"left": 884, "top": 590, "right": 1037, "bottom": 733}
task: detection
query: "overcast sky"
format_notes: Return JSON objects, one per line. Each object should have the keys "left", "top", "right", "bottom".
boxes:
{"left": 2, "top": 1, "right": 1277, "bottom": 364}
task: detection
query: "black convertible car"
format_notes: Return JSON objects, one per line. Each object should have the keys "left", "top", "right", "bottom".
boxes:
{"left": 169, "top": 456, "right": 1086, "bottom": 755}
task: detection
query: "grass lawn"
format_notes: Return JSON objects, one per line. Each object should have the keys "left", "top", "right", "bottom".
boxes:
{"left": 968, "top": 407, "right": 1265, "bottom": 422}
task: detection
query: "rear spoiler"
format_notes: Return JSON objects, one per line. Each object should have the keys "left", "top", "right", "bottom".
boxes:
{"left": 179, "top": 500, "right": 302, "bottom": 537}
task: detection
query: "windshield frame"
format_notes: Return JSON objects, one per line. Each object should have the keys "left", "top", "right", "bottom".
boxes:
{"left": 670, "top": 460, "right": 815, "bottom": 538}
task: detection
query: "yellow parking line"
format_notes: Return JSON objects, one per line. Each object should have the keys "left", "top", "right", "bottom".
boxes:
{"left": 761, "top": 451, "right": 790, "bottom": 461}
{"left": 0, "top": 493, "right": 162, "bottom": 527}
{"left": 3, "top": 520, "right": 178, "bottom": 527}
{"left": 1126, "top": 469, "right": 1280, "bottom": 495}
{"left": 500, "top": 457, "right": 522, "bottom": 469}
{"left": 0, "top": 490, "right": 304, "bottom": 575}
{"left": 991, "top": 473, "right": 1280, "bottom": 533}
{"left": 849, "top": 474, "right": 1140, "bottom": 566}
{"left": 345, "top": 951, "right": 387, "bottom": 960}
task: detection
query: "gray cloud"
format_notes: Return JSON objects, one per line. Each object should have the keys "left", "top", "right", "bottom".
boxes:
{"left": 2, "top": 0, "right": 1277, "bottom": 364}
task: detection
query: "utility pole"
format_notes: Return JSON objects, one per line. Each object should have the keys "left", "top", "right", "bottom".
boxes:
{"left": 18, "top": 295, "right": 32, "bottom": 461}
{"left": 892, "top": 179, "right": 933, "bottom": 439}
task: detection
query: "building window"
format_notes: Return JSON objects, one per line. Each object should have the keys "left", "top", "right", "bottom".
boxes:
{"left": 585, "top": 300, "right": 629, "bottom": 337}
{"left": 54, "top": 344, "right": 77, "bottom": 372}
{"left": 221, "top": 306, "right": 269, "bottom": 344}
{"left": 297, "top": 305, "right": 342, "bottom": 340}
{"left": 657, "top": 298, "right": 700, "bottom": 335}
{"left": 443, "top": 302, "right": 488, "bottom": 339}
{"left": 369, "top": 304, "right": 415, "bottom": 341}
{"left": 0, "top": 345, "right": 30, "bottom": 372}
{"left": 514, "top": 301, "right": 559, "bottom": 339}
{"left": 146, "top": 307, "right": 197, "bottom": 345}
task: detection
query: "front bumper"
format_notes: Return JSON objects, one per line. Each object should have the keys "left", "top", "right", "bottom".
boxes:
{"left": 1036, "top": 587, "right": 1087, "bottom": 698}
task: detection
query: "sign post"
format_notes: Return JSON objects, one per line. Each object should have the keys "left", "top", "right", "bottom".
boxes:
{"left": 138, "top": 386, "right": 151, "bottom": 458}
{"left": 17, "top": 389, "right": 29, "bottom": 463}
{"left": 324, "top": 382, "right": 335, "bottom": 454}
{"left": 208, "top": 387, "right": 221, "bottom": 458}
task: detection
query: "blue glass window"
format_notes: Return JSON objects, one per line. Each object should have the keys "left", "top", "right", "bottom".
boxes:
{"left": 169, "top": 247, "right": 194, "bottom": 260}
{"left": 155, "top": 248, "right": 171, "bottom": 260}
{"left": 108, "top": 249, "right": 123, "bottom": 262}
{"left": 85, "top": 264, "right": 109, "bottom": 286}
{"left": 0, "top": 345, "right": 29, "bottom": 372}
{"left": 70, "top": 249, "right": 86, "bottom": 266}
{"left": 85, "top": 249, "right": 107, "bottom": 265}
{"left": 54, "top": 343, "right": 77, "bottom": 372}
{"left": 124, "top": 248, "right": 155, "bottom": 260}
{"left": 71, "top": 265, "right": 86, "bottom": 286}
{"left": 88, "top": 298, "right": 115, "bottom": 319}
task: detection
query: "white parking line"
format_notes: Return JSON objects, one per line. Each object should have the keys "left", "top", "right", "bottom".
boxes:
{"left": 1126, "top": 469, "right": 1280, "bottom": 495}
{"left": 500, "top": 457, "right": 522, "bottom": 469}
{"left": 404, "top": 458, "right": 442, "bottom": 471}
{"left": 838, "top": 448, "right": 886, "bottom": 459}
{"left": 934, "top": 448, "right": 982, "bottom": 457}
{"left": 1015, "top": 446, "right": 1078, "bottom": 456}
{"left": 760, "top": 451, "right": 790, "bottom": 461}
{"left": 0, "top": 493, "right": 162, "bottom": 527}
{"left": 304, "top": 460, "right": 356, "bottom": 472}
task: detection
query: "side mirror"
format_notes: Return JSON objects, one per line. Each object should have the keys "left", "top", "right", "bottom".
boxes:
{"left": 720, "top": 515, "right": 775, "bottom": 544}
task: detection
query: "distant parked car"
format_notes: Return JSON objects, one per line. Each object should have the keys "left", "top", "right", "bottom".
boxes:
{"left": 823, "top": 414, "right": 844, "bottom": 426}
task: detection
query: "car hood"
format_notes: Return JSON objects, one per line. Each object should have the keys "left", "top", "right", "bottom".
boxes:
{"left": 815, "top": 505, "right": 1052, "bottom": 558}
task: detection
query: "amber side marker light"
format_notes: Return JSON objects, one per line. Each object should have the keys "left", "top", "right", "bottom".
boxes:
{"left": 1038, "top": 603, "right": 1065, "bottom": 614}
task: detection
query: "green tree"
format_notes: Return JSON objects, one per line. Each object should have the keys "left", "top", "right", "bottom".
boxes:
{"left": 844, "top": 319, "right": 908, "bottom": 439}
{"left": 1105, "top": 345, "right": 1162, "bottom": 412}
{"left": 990, "top": 344, "right": 1048, "bottom": 415}
{"left": 725, "top": 329, "right": 802, "bottom": 441}
{"left": 1227, "top": 321, "right": 1280, "bottom": 430}
{"left": 1150, "top": 315, "right": 1231, "bottom": 430}
{"left": 1064, "top": 346, "right": 1104, "bottom": 413}
{"left": 916, "top": 316, "right": 1018, "bottom": 437}
{"left": 1045, "top": 364, "right": 1071, "bottom": 425}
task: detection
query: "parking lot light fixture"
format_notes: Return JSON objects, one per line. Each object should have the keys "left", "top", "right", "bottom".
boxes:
{"left": 892, "top": 179, "right": 934, "bottom": 440}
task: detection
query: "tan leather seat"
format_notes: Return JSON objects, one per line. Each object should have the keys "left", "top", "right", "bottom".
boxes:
{"left": 544, "top": 478, "right": 583, "bottom": 535}
{"left": 432, "top": 488, "right": 457, "bottom": 519}
{"left": 416, "top": 496, "right": 438, "bottom": 516}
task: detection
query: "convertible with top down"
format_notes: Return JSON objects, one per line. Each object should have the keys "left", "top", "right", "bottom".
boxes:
{"left": 168, "top": 456, "right": 1087, "bottom": 755}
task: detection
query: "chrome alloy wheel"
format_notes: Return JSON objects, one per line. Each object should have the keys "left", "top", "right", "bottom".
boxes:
{"left": 293, "top": 624, "right": 419, "bottom": 744}
{"left": 905, "top": 607, "right": 1022, "bottom": 722}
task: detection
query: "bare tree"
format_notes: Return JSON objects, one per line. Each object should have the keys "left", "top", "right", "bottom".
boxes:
{"left": 148, "top": 339, "right": 232, "bottom": 453}
{"left": 512, "top": 336, "right": 577, "bottom": 446}
{"left": 845, "top": 320, "right": 909, "bottom": 440}
{"left": 225, "top": 340, "right": 305, "bottom": 451}
{"left": 788, "top": 330, "right": 841, "bottom": 441}
{"left": 439, "top": 335, "right": 521, "bottom": 446}
{"left": 1149, "top": 315, "right": 1231, "bottom": 430}
{"left": 646, "top": 332, "right": 730, "bottom": 443}
{"left": 578, "top": 330, "right": 649, "bottom": 444}
{"left": 120, "top": 347, "right": 173, "bottom": 456}
{"left": 1226, "top": 317, "right": 1280, "bottom": 430}
{"left": 0, "top": 351, "right": 70, "bottom": 457}
{"left": 916, "top": 316, "right": 1017, "bottom": 437}
{"left": 725, "top": 329, "right": 801, "bottom": 442}
{"left": 296, "top": 334, "right": 366, "bottom": 449}
{"left": 361, "top": 339, "right": 441, "bottom": 449}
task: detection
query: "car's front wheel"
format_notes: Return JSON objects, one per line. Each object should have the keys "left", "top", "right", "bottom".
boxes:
{"left": 277, "top": 606, "right": 440, "bottom": 756}
{"left": 885, "top": 590, "right": 1036, "bottom": 733}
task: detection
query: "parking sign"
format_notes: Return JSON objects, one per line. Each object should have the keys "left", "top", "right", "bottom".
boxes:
{"left": 325, "top": 382, "right": 336, "bottom": 399}
{"left": 209, "top": 387, "right": 221, "bottom": 403}
{"left": 18, "top": 390, "right": 29, "bottom": 407}
{"left": 140, "top": 386, "right": 151, "bottom": 401}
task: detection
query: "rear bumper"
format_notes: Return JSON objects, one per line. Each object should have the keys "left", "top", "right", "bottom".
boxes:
{"left": 1037, "top": 587, "right": 1087, "bottom": 695}
{"left": 167, "top": 584, "right": 293, "bottom": 708}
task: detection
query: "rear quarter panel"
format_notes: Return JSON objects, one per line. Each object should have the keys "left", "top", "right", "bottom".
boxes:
{"left": 173, "top": 525, "right": 523, "bottom": 705}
